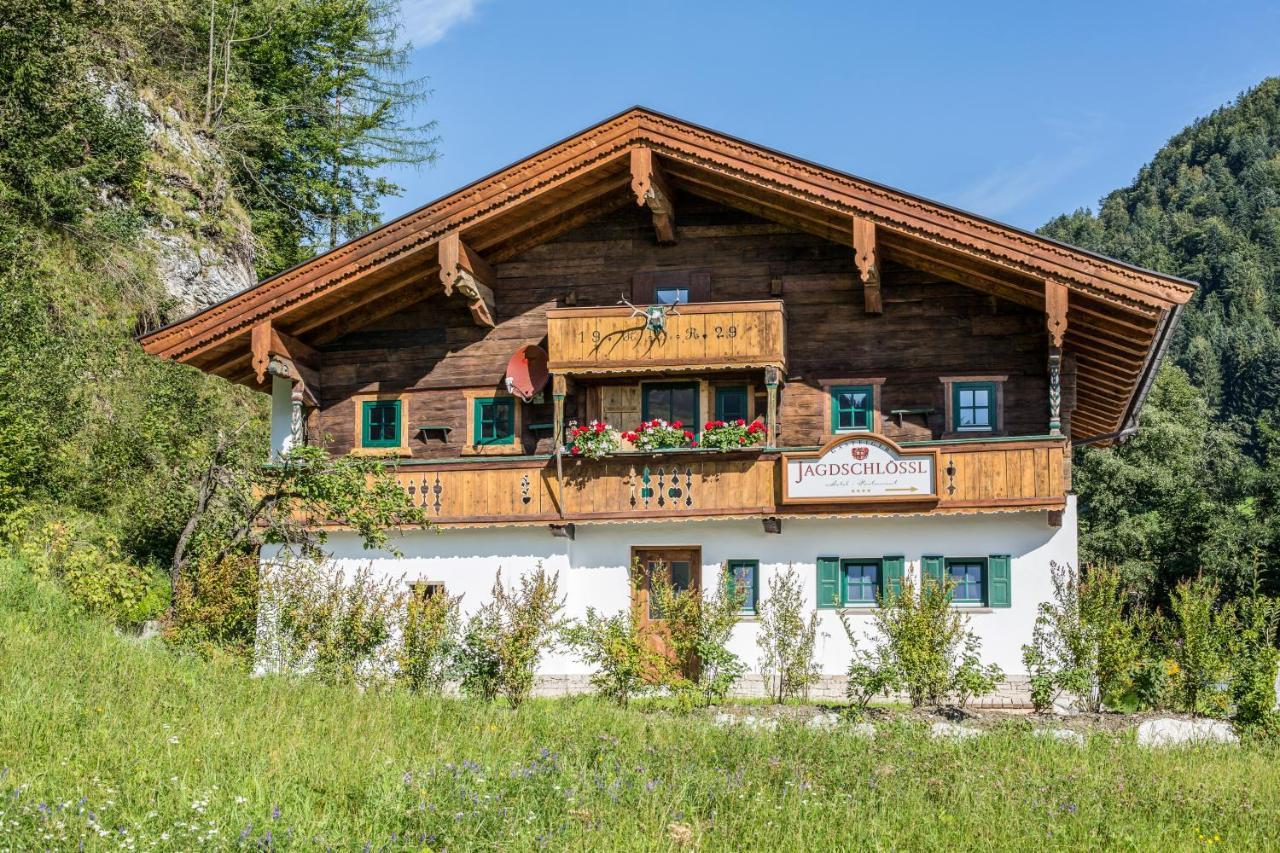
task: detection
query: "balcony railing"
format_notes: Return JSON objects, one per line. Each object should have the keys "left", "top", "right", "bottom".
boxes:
{"left": 386, "top": 437, "right": 1066, "bottom": 526}
{"left": 545, "top": 299, "right": 786, "bottom": 375}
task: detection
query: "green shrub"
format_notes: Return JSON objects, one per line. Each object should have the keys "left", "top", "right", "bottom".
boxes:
{"left": 1021, "top": 561, "right": 1140, "bottom": 712}
{"left": 396, "top": 588, "right": 463, "bottom": 695}
{"left": 259, "top": 558, "right": 404, "bottom": 688}
{"left": 1228, "top": 577, "right": 1280, "bottom": 730}
{"left": 165, "top": 553, "right": 260, "bottom": 662}
{"left": 649, "top": 566, "right": 746, "bottom": 708}
{"left": 755, "top": 565, "right": 821, "bottom": 703}
{"left": 458, "top": 566, "right": 566, "bottom": 708}
{"left": 867, "top": 574, "right": 1002, "bottom": 709}
{"left": 562, "top": 604, "right": 663, "bottom": 707}
{"left": 840, "top": 616, "right": 898, "bottom": 711}
{"left": 1167, "top": 576, "right": 1234, "bottom": 716}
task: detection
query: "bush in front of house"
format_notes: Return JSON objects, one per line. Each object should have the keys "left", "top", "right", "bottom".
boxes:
{"left": 846, "top": 574, "right": 1002, "bottom": 709}
{"left": 397, "top": 587, "right": 464, "bottom": 695}
{"left": 1021, "top": 561, "right": 1141, "bottom": 713}
{"left": 562, "top": 604, "right": 664, "bottom": 708}
{"left": 649, "top": 567, "right": 746, "bottom": 709}
{"left": 756, "top": 565, "right": 821, "bottom": 703}
{"left": 457, "top": 566, "right": 566, "bottom": 708}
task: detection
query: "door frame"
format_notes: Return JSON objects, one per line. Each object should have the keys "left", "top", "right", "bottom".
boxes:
{"left": 630, "top": 545, "right": 703, "bottom": 669}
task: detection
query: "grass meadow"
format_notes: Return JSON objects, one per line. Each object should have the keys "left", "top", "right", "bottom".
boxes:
{"left": 1, "top": 559, "right": 1278, "bottom": 851}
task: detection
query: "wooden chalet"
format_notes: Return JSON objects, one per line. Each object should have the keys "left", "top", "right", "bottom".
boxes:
{"left": 140, "top": 107, "right": 1192, "bottom": 531}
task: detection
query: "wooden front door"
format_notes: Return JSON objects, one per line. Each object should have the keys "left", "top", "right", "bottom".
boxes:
{"left": 632, "top": 547, "right": 701, "bottom": 671}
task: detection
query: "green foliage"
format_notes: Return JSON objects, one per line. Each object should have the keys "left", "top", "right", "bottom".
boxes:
{"left": 259, "top": 557, "right": 404, "bottom": 687}
{"left": 458, "top": 567, "right": 566, "bottom": 708}
{"left": 562, "top": 604, "right": 664, "bottom": 708}
{"left": 6, "top": 504, "right": 169, "bottom": 626}
{"left": 840, "top": 618, "right": 899, "bottom": 711}
{"left": 648, "top": 568, "right": 746, "bottom": 708}
{"left": 1166, "top": 576, "right": 1235, "bottom": 716}
{"left": 755, "top": 566, "right": 821, "bottom": 703}
{"left": 1041, "top": 79, "right": 1280, "bottom": 600}
{"left": 1022, "top": 561, "right": 1141, "bottom": 712}
{"left": 1228, "top": 569, "right": 1280, "bottom": 730}
{"left": 165, "top": 552, "right": 260, "bottom": 662}
{"left": 9, "top": 557, "right": 1280, "bottom": 850}
{"left": 396, "top": 588, "right": 463, "bottom": 695}
{"left": 863, "top": 574, "right": 1002, "bottom": 709}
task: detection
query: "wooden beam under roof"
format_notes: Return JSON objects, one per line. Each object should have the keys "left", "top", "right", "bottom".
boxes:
{"left": 853, "top": 217, "right": 882, "bottom": 314}
{"left": 439, "top": 233, "right": 497, "bottom": 328}
{"left": 630, "top": 147, "right": 677, "bottom": 244}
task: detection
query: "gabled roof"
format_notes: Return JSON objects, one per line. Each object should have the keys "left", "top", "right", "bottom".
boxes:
{"left": 139, "top": 106, "right": 1195, "bottom": 440}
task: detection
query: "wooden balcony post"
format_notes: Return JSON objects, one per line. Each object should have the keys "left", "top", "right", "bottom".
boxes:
{"left": 1045, "top": 281, "right": 1068, "bottom": 436}
{"left": 552, "top": 373, "right": 567, "bottom": 518}
{"left": 765, "top": 366, "right": 781, "bottom": 448}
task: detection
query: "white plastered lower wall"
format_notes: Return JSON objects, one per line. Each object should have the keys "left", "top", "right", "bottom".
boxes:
{"left": 260, "top": 496, "right": 1077, "bottom": 701}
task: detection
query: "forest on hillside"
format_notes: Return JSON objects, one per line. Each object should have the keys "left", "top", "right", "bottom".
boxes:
{"left": 2, "top": 0, "right": 1279, "bottom": 638}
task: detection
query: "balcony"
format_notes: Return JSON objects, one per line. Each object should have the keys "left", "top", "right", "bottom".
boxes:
{"left": 386, "top": 436, "right": 1067, "bottom": 526}
{"left": 545, "top": 299, "right": 786, "bottom": 376}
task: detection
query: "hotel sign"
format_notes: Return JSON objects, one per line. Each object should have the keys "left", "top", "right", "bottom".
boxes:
{"left": 781, "top": 434, "right": 938, "bottom": 504}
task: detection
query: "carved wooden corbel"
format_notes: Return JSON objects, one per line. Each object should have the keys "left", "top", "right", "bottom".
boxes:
{"left": 251, "top": 320, "right": 320, "bottom": 400}
{"left": 1045, "top": 281, "right": 1069, "bottom": 436}
{"left": 630, "top": 147, "right": 676, "bottom": 244}
{"left": 853, "top": 217, "right": 882, "bottom": 314}
{"left": 439, "top": 232, "right": 497, "bottom": 327}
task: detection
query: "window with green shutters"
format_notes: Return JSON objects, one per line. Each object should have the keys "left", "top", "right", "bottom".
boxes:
{"left": 473, "top": 397, "right": 515, "bottom": 445}
{"left": 921, "top": 555, "right": 1011, "bottom": 607}
{"left": 952, "top": 381, "right": 996, "bottom": 432}
{"left": 725, "top": 559, "right": 759, "bottom": 614}
{"left": 361, "top": 400, "right": 401, "bottom": 448}
{"left": 817, "top": 556, "right": 904, "bottom": 607}
{"left": 714, "top": 385, "right": 749, "bottom": 424}
{"left": 830, "top": 385, "right": 874, "bottom": 433}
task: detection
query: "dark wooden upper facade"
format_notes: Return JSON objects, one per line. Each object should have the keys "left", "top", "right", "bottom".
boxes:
{"left": 139, "top": 108, "right": 1195, "bottom": 526}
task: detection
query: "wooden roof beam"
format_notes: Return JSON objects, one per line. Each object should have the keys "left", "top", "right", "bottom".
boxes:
{"left": 439, "top": 232, "right": 497, "bottom": 328}
{"left": 853, "top": 217, "right": 882, "bottom": 315}
{"left": 631, "top": 147, "right": 676, "bottom": 244}
{"left": 250, "top": 320, "right": 320, "bottom": 403}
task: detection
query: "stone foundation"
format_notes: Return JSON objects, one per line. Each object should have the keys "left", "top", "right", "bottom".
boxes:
{"left": 532, "top": 674, "right": 1034, "bottom": 708}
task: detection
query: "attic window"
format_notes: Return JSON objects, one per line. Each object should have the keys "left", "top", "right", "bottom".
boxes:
{"left": 654, "top": 286, "right": 689, "bottom": 305}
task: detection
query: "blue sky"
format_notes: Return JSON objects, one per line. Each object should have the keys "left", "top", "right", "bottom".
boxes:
{"left": 384, "top": 1, "right": 1279, "bottom": 231}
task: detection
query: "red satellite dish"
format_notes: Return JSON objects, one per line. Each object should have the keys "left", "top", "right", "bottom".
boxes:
{"left": 504, "top": 344, "right": 550, "bottom": 402}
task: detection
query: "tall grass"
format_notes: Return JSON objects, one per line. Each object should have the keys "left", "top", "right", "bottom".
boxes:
{"left": 1, "top": 558, "right": 1277, "bottom": 850}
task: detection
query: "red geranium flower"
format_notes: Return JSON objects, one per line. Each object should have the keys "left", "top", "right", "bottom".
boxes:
{"left": 672, "top": 420, "right": 682, "bottom": 429}
{"left": 570, "top": 445, "right": 580, "bottom": 455}
{"left": 683, "top": 430, "right": 693, "bottom": 439}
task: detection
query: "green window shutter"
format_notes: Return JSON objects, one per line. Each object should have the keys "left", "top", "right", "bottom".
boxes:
{"left": 880, "top": 555, "right": 905, "bottom": 603}
{"left": 816, "top": 556, "right": 841, "bottom": 609}
{"left": 987, "top": 555, "right": 1012, "bottom": 608}
{"left": 922, "top": 555, "right": 945, "bottom": 591}
{"left": 473, "top": 397, "right": 516, "bottom": 445}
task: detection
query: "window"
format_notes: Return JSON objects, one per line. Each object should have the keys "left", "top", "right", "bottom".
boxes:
{"left": 715, "top": 386, "right": 749, "bottom": 423}
{"left": 648, "top": 558, "right": 694, "bottom": 618}
{"left": 642, "top": 382, "right": 700, "bottom": 432}
{"left": 830, "top": 385, "right": 874, "bottom": 433}
{"left": 361, "top": 400, "right": 401, "bottom": 448}
{"left": 817, "top": 556, "right": 904, "bottom": 608}
{"left": 654, "top": 286, "right": 689, "bottom": 305}
{"left": 947, "top": 560, "right": 985, "bottom": 603}
{"left": 921, "top": 555, "right": 1011, "bottom": 608}
{"left": 473, "top": 397, "right": 515, "bottom": 445}
{"left": 952, "top": 381, "right": 996, "bottom": 432}
{"left": 726, "top": 559, "right": 759, "bottom": 614}
{"left": 842, "top": 560, "right": 880, "bottom": 605}
{"left": 411, "top": 581, "right": 445, "bottom": 604}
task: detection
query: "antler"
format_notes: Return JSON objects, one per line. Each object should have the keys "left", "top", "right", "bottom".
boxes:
{"left": 617, "top": 293, "right": 645, "bottom": 318}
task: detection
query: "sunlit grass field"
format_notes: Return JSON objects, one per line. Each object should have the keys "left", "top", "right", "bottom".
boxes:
{"left": 1, "top": 559, "right": 1277, "bottom": 851}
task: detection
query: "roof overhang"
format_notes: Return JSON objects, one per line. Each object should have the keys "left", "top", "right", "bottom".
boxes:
{"left": 139, "top": 107, "right": 1195, "bottom": 438}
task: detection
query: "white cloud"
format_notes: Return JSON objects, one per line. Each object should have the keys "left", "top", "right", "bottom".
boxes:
{"left": 948, "top": 147, "right": 1094, "bottom": 219}
{"left": 399, "top": 0, "right": 481, "bottom": 47}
